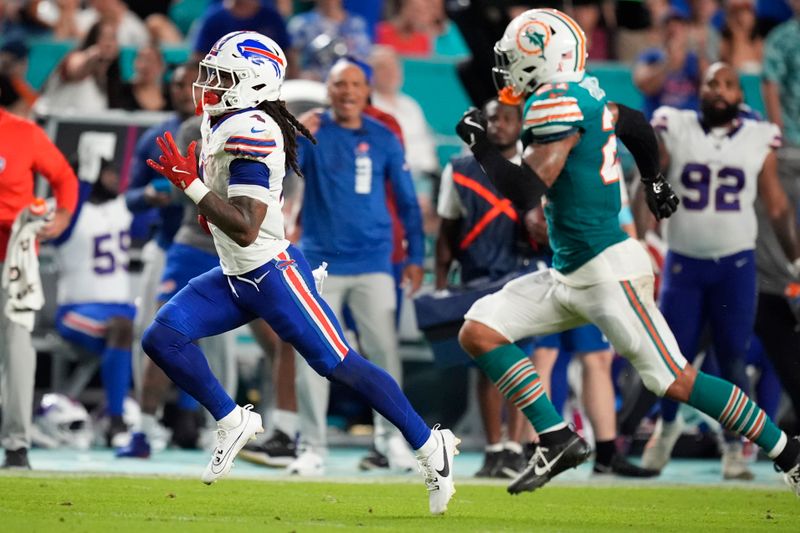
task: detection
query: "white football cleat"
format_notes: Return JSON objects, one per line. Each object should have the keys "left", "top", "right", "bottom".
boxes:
{"left": 722, "top": 441, "right": 754, "bottom": 481}
{"left": 286, "top": 449, "right": 326, "bottom": 476}
{"left": 416, "top": 427, "right": 460, "bottom": 515}
{"left": 201, "top": 405, "right": 263, "bottom": 485}
{"left": 378, "top": 433, "right": 417, "bottom": 473}
{"left": 642, "top": 417, "right": 684, "bottom": 472}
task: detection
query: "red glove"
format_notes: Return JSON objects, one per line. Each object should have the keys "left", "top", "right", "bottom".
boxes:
{"left": 198, "top": 214, "right": 211, "bottom": 234}
{"left": 146, "top": 132, "right": 209, "bottom": 203}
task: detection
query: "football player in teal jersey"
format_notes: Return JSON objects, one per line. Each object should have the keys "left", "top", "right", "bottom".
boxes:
{"left": 455, "top": 8, "right": 800, "bottom": 496}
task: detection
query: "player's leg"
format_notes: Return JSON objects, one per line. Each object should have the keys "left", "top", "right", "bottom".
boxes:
{"left": 582, "top": 276, "right": 800, "bottom": 490}
{"left": 755, "top": 293, "right": 800, "bottom": 436}
{"left": 347, "top": 272, "right": 417, "bottom": 471}
{"left": 645, "top": 251, "right": 706, "bottom": 471}
{"left": 239, "top": 320, "right": 298, "bottom": 467}
{"left": 458, "top": 269, "right": 591, "bottom": 493}
{"left": 0, "top": 283, "right": 36, "bottom": 469}
{"left": 141, "top": 267, "right": 263, "bottom": 483}
{"left": 475, "top": 369, "right": 503, "bottom": 472}
{"left": 240, "top": 246, "right": 458, "bottom": 514}
{"left": 55, "top": 303, "right": 131, "bottom": 446}
{"left": 103, "top": 308, "right": 136, "bottom": 446}
{"left": 707, "top": 250, "right": 758, "bottom": 480}
{"left": 570, "top": 325, "right": 658, "bottom": 477}
{"left": 289, "top": 273, "right": 347, "bottom": 475}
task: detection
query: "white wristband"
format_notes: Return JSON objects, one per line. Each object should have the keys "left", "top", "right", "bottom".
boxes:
{"left": 184, "top": 180, "right": 210, "bottom": 204}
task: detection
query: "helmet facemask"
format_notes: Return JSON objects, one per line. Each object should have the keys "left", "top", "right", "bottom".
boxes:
{"left": 194, "top": 61, "right": 247, "bottom": 116}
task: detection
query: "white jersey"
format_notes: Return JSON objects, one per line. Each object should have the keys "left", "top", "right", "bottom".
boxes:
{"left": 652, "top": 107, "right": 781, "bottom": 259}
{"left": 55, "top": 196, "right": 132, "bottom": 305}
{"left": 200, "top": 108, "right": 290, "bottom": 275}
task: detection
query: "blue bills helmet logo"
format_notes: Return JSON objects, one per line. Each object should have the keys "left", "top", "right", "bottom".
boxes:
{"left": 236, "top": 39, "right": 285, "bottom": 76}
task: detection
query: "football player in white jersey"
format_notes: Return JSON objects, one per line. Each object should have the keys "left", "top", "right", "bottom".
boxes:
{"left": 53, "top": 159, "right": 135, "bottom": 447}
{"left": 142, "top": 31, "right": 458, "bottom": 515}
{"left": 640, "top": 62, "right": 800, "bottom": 478}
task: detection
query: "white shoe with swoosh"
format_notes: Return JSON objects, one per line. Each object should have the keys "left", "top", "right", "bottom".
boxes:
{"left": 201, "top": 404, "right": 263, "bottom": 484}
{"left": 416, "top": 426, "right": 460, "bottom": 515}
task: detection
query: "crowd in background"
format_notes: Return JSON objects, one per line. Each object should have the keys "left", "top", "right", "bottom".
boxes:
{"left": 0, "top": 0, "right": 799, "bottom": 475}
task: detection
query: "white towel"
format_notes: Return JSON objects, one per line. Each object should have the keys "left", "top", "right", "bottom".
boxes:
{"left": 1, "top": 200, "right": 55, "bottom": 331}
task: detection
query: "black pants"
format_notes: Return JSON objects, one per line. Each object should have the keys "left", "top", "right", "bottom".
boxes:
{"left": 755, "top": 292, "right": 800, "bottom": 435}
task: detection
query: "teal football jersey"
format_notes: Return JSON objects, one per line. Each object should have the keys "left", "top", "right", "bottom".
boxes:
{"left": 521, "top": 75, "right": 627, "bottom": 273}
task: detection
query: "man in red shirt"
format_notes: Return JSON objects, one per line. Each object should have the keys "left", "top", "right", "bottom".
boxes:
{"left": 0, "top": 106, "right": 78, "bottom": 468}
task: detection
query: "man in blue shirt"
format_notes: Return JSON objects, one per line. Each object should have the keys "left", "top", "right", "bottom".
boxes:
{"left": 192, "top": 0, "right": 292, "bottom": 65}
{"left": 289, "top": 58, "right": 425, "bottom": 475}
{"left": 633, "top": 8, "right": 706, "bottom": 118}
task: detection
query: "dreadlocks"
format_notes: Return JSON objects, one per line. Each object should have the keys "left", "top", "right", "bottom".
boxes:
{"left": 258, "top": 99, "right": 317, "bottom": 178}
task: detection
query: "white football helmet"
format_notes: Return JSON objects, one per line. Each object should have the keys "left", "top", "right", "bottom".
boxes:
{"left": 493, "top": 9, "right": 587, "bottom": 99}
{"left": 195, "top": 30, "right": 287, "bottom": 116}
{"left": 33, "top": 393, "right": 93, "bottom": 450}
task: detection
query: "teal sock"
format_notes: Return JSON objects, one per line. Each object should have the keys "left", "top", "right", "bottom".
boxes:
{"left": 474, "top": 344, "right": 565, "bottom": 433}
{"left": 688, "top": 371, "right": 786, "bottom": 457}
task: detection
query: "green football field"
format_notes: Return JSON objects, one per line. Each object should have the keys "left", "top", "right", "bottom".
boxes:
{"left": 1, "top": 475, "right": 798, "bottom": 532}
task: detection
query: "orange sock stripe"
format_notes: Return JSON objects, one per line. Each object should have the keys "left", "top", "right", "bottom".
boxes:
{"left": 719, "top": 388, "right": 741, "bottom": 425}
{"left": 621, "top": 281, "right": 681, "bottom": 376}
{"left": 509, "top": 378, "right": 542, "bottom": 405}
{"left": 516, "top": 385, "right": 546, "bottom": 410}
{"left": 727, "top": 395, "right": 749, "bottom": 431}
{"left": 746, "top": 411, "right": 766, "bottom": 441}
{"left": 496, "top": 359, "right": 529, "bottom": 391}
{"left": 499, "top": 367, "right": 537, "bottom": 397}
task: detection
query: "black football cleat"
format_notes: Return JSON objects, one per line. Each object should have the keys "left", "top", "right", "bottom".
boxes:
{"left": 507, "top": 433, "right": 591, "bottom": 494}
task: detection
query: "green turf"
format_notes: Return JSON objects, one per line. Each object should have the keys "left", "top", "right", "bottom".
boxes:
{"left": 0, "top": 475, "right": 797, "bottom": 532}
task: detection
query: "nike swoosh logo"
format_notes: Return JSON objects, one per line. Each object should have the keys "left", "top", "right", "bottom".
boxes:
{"left": 253, "top": 271, "right": 270, "bottom": 284}
{"left": 211, "top": 419, "right": 248, "bottom": 474}
{"left": 533, "top": 448, "right": 568, "bottom": 477}
{"left": 463, "top": 116, "right": 484, "bottom": 131}
{"left": 251, "top": 127, "right": 266, "bottom": 133}
{"left": 735, "top": 258, "right": 749, "bottom": 268}
{"left": 171, "top": 166, "right": 190, "bottom": 175}
{"left": 435, "top": 433, "right": 450, "bottom": 478}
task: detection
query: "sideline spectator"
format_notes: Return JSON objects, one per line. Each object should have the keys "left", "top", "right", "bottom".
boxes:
{"left": 634, "top": 7, "right": 706, "bottom": 117}
{"left": 288, "top": 0, "right": 371, "bottom": 80}
{"left": 376, "top": 0, "right": 443, "bottom": 57}
{"left": 192, "top": 0, "right": 292, "bottom": 67}
{"left": 112, "top": 43, "right": 170, "bottom": 111}
{"left": 289, "top": 59, "right": 424, "bottom": 476}
{"left": 0, "top": 40, "right": 37, "bottom": 117}
{"left": 757, "top": 0, "right": 800, "bottom": 435}
{"left": 720, "top": 0, "right": 763, "bottom": 74}
{"left": 0, "top": 100, "right": 79, "bottom": 469}
{"left": 35, "top": 21, "right": 124, "bottom": 115}
{"left": 369, "top": 46, "right": 438, "bottom": 179}
{"left": 76, "top": 0, "right": 150, "bottom": 47}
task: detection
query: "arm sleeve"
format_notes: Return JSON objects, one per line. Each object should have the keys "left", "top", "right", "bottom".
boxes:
{"left": 386, "top": 137, "right": 424, "bottom": 265}
{"left": 31, "top": 125, "right": 78, "bottom": 214}
{"left": 615, "top": 102, "right": 661, "bottom": 180}
{"left": 227, "top": 159, "right": 271, "bottom": 203}
{"left": 51, "top": 181, "right": 93, "bottom": 246}
{"left": 436, "top": 163, "right": 463, "bottom": 220}
{"left": 125, "top": 132, "right": 158, "bottom": 212}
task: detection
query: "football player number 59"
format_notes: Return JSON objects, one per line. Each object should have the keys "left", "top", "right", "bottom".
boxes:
{"left": 93, "top": 231, "right": 130, "bottom": 275}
